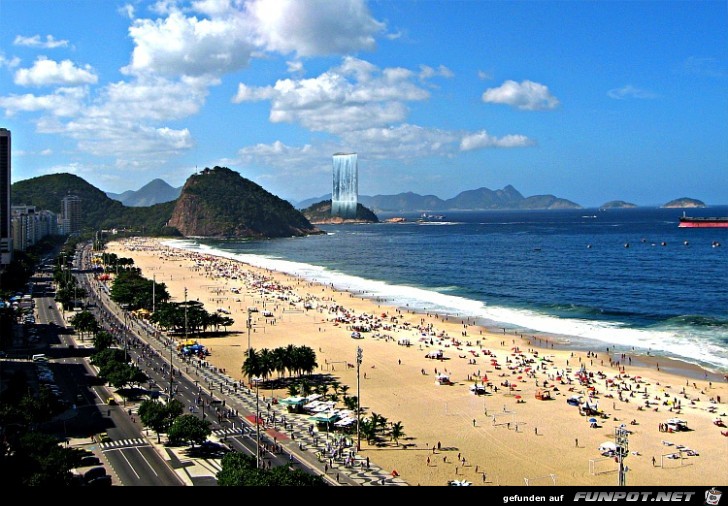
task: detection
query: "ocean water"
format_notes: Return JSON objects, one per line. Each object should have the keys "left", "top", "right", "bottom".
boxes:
{"left": 164, "top": 207, "right": 728, "bottom": 373}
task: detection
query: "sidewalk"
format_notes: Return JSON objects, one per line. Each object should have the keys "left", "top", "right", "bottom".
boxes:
{"left": 79, "top": 268, "right": 408, "bottom": 486}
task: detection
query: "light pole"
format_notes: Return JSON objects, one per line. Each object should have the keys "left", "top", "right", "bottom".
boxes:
{"left": 246, "top": 307, "right": 253, "bottom": 355}
{"left": 152, "top": 274, "right": 156, "bottom": 314}
{"left": 356, "top": 346, "right": 363, "bottom": 451}
{"left": 253, "top": 376, "right": 262, "bottom": 468}
{"left": 615, "top": 425, "right": 629, "bottom": 486}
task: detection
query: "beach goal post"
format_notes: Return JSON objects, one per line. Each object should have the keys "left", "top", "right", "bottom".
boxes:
{"left": 660, "top": 451, "right": 691, "bottom": 469}
{"left": 589, "top": 456, "right": 618, "bottom": 475}
{"left": 524, "top": 474, "right": 557, "bottom": 486}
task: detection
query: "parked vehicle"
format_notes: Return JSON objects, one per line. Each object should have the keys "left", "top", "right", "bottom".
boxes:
{"left": 83, "top": 466, "right": 107, "bottom": 482}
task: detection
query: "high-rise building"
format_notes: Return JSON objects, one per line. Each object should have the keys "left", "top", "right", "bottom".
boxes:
{"left": 0, "top": 128, "right": 12, "bottom": 266}
{"left": 61, "top": 194, "right": 82, "bottom": 235}
{"left": 331, "top": 152, "right": 358, "bottom": 219}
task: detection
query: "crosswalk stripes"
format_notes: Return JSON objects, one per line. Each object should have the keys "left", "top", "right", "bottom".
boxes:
{"left": 100, "top": 438, "right": 148, "bottom": 450}
{"left": 212, "top": 427, "right": 243, "bottom": 437}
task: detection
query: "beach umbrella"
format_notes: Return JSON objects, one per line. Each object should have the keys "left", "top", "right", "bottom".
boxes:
{"left": 588, "top": 417, "right": 598, "bottom": 423}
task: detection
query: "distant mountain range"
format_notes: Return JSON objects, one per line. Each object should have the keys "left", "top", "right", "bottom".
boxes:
{"left": 297, "top": 185, "right": 580, "bottom": 212}
{"left": 105, "top": 177, "right": 715, "bottom": 212}
{"left": 106, "top": 178, "right": 181, "bottom": 207}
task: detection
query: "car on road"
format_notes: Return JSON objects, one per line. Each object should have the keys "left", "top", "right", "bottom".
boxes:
{"left": 97, "top": 432, "right": 112, "bottom": 443}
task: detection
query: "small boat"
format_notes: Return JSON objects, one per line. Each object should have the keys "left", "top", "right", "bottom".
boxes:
{"left": 678, "top": 212, "right": 728, "bottom": 228}
{"left": 417, "top": 212, "right": 446, "bottom": 222}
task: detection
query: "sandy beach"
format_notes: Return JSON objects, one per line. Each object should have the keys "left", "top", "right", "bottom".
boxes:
{"left": 106, "top": 237, "right": 728, "bottom": 487}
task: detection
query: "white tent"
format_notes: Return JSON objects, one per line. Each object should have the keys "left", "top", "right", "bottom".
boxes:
{"left": 599, "top": 441, "right": 617, "bottom": 454}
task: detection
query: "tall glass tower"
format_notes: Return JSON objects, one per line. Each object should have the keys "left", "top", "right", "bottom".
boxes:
{"left": 332, "top": 152, "right": 358, "bottom": 219}
{"left": 0, "top": 128, "right": 12, "bottom": 266}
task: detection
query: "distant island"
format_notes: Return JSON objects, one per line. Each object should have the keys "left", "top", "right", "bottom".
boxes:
{"left": 661, "top": 197, "right": 706, "bottom": 208}
{"left": 301, "top": 200, "right": 379, "bottom": 224}
{"left": 600, "top": 200, "right": 638, "bottom": 209}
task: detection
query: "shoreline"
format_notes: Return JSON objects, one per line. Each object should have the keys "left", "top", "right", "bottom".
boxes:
{"left": 105, "top": 237, "right": 728, "bottom": 486}
{"left": 161, "top": 238, "right": 728, "bottom": 377}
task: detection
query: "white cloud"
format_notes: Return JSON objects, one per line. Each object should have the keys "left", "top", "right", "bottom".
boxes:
{"left": 14, "top": 57, "right": 98, "bottom": 87}
{"left": 607, "top": 85, "right": 658, "bottom": 100}
{"left": 233, "top": 56, "right": 430, "bottom": 133}
{"left": 123, "top": 9, "right": 255, "bottom": 77}
{"left": 418, "top": 64, "right": 453, "bottom": 81}
{"left": 248, "top": 0, "right": 385, "bottom": 57}
{"left": 286, "top": 60, "right": 304, "bottom": 75}
{"left": 13, "top": 34, "right": 69, "bottom": 49}
{"left": 482, "top": 80, "right": 559, "bottom": 110}
{"left": 0, "top": 87, "right": 88, "bottom": 117}
{"left": 460, "top": 130, "right": 534, "bottom": 150}
{"left": 96, "top": 76, "right": 211, "bottom": 121}
{"left": 119, "top": 3, "right": 136, "bottom": 19}
{"left": 0, "top": 54, "right": 21, "bottom": 69}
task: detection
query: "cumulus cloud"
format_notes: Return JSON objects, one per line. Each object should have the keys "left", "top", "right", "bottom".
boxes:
{"left": 0, "top": 87, "right": 88, "bottom": 117}
{"left": 123, "top": 9, "right": 255, "bottom": 77}
{"left": 482, "top": 80, "right": 559, "bottom": 110}
{"left": 95, "top": 76, "right": 211, "bottom": 121}
{"left": 0, "top": 54, "right": 21, "bottom": 69}
{"left": 460, "top": 130, "right": 534, "bottom": 150}
{"left": 233, "top": 56, "right": 430, "bottom": 133}
{"left": 607, "top": 85, "right": 658, "bottom": 100}
{"left": 13, "top": 34, "right": 69, "bottom": 49}
{"left": 14, "top": 57, "right": 98, "bottom": 87}
{"left": 248, "top": 0, "right": 385, "bottom": 57}
{"left": 418, "top": 64, "right": 453, "bottom": 80}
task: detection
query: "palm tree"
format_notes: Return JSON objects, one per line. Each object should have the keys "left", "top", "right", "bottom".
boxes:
{"left": 390, "top": 421, "right": 405, "bottom": 446}
{"left": 286, "top": 384, "right": 300, "bottom": 397}
{"left": 360, "top": 418, "right": 377, "bottom": 445}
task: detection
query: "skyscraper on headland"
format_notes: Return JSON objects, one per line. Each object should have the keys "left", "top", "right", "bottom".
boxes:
{"left": 331, "top": 152, "right": 358, "bottom": 219}
{"left": 0, "top": 128, "right": 12, "bottom": 266}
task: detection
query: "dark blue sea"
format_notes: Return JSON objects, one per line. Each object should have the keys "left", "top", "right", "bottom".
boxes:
{"left": 166, "top": 207, "right": 728, "bottom": 373}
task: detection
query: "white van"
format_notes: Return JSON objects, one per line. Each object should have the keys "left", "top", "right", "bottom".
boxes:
{"left": 32, "top": 354, "right": 48, "bottom": 362}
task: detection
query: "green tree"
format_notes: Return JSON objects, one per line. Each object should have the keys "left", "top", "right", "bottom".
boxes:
{"left": 391, "top": 421, "right": 405, "bottom": 446}
{"left": 167, "top": 414, "right": 211, "bottom": 447}
{"left": 216, "top": 452, "right": 325, "bottom": 487}
{"left": 68, "top": 310, "right": 99, "bottom": 339}
{"left": 92, "top": 330, "right": 114, "bottom": 351}
{"left": 138, "top": 399, "right": 184, "bottom": 443}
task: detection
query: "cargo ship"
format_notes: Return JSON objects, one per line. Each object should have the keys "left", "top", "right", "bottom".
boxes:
{"left": 678, "top": 212, "right": 728, "bottom": 228}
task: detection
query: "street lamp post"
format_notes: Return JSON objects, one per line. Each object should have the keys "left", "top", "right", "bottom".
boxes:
{"left": 253, "top": 376, "right": 261, "bottom": 468}
{"left": 356, "top": 346, "right": 363, "bottom": 452}
{"left": 152, "top": 274, "right": 156, "bottom": 314}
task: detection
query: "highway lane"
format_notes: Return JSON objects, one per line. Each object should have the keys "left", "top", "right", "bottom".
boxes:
{"left": 30, "top": 271, "right": 184, "bottom": 486}
{"left": 74, "top": 242, "right": 350, "bottom": 485}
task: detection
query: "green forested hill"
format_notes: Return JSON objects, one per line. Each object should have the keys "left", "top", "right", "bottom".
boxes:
{"left": 12, "top": 173, "right": 178, "bottom": 235}
{"left": 168, "top": 166, "right": 321, "bottom": 238}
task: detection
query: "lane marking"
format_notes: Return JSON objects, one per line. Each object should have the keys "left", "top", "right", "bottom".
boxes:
{"left": 118, "top": 448, "right": 141, "bottom": 480}
{"left": 134, "top": 447, "right": 159, "bottom": 477}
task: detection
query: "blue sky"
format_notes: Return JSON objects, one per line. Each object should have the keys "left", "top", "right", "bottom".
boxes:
{"left": 0, "top": 0, "right": 726, "bottom": 207}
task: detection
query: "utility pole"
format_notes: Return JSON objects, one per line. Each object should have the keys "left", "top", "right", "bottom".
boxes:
{"left": 615, "top": 425, "right": 629, "bottom": 486}
{"left": 246, "top": 308, "right": 253, "bottom": 382}
{"left": 254, "top": 376, "right": 261, "bottom": 468}
{"left": 152, "top": 274, "right": 156, "bottom": 314}
{"left": 356, "top": 346, "right": 363, "bottom": 451}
